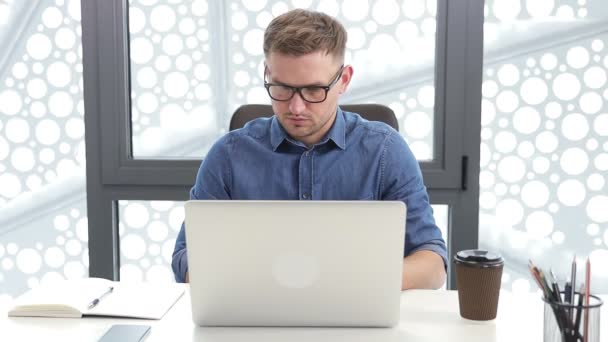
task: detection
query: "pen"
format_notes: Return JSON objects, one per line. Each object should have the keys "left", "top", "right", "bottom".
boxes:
{"left": 550, "top": 269, "right": 561, "bottom": 303}
{"left": 87, "top": 286, "right": 114, "bottom": 310}
{"left": 570, "top": 256, "right": 577, "bottom": 322}
{"left": 583, "top": 258, "right": 590, "bottom": 342}
{"left": 528, "top": 260, "right": 550, "bottom": 299}
{"left": 564, "top": 281, "right": 572, "bottom": 303}
{"left": 549, "top": 274, "right": 572, "bottom": 335}
{"left": 570, "top": 256, "right": 577, "bottom": 303}
{"left": 574, "top": 283, "right": 585, "bottom": 342}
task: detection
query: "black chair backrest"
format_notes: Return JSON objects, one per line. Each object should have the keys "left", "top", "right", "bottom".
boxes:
{"left": 229, "top": 104, "right": 399, "bottom": 131}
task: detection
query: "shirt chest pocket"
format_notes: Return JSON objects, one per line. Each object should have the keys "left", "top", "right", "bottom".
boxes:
{"left": 314, "top": 174, "right": 376, "bottom": 200}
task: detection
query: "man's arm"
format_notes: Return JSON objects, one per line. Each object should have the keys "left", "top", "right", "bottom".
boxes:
{"left": 171, "top": 222, "right": 189, "bottom": 282}
{"left": 402, "top": 250, "right": 446, "bottom": 290}
{"left": 381, "top": 131, "right": 448, "bottom": 289}
{"left": 171, "top": 136, "right": 233, "bottom": 283}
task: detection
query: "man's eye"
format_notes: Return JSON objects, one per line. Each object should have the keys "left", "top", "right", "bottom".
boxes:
{"left": 303, "top": 87, "right": 324, "bottom": 95}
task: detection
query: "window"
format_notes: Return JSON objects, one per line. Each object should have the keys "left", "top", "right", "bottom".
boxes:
{"left": 0, "top": 0, "right": 88, "bottom": 302}
{"left": 480, "top": 0, "right": 608, "bottom": 292}
{"left": 82, "top": 0, "right": 483, "bottom": 289}
{"left": 128, "top": 0, "right": 440, "bottom": 160}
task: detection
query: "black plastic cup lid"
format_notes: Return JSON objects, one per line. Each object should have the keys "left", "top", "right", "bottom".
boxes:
{"left": 454, "top": 250, "right": 504, "bottom": 267}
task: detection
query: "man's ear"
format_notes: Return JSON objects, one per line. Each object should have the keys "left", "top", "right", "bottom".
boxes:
{"left": 339, "top": 65, "right": 354, "bottom": 94}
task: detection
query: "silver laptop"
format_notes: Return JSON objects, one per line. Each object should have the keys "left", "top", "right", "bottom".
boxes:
{"left": 184, "top": 200, "right": 406, "bottom": 327}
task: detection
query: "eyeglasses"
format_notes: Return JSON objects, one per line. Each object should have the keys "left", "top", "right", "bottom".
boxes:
{"left": 264, "top": 65, "right": 344, "bottom": 103}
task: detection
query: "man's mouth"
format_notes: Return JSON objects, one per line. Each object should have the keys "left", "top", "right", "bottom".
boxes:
{"left": 286, "top": 115, "right": 307, "bottom": 123}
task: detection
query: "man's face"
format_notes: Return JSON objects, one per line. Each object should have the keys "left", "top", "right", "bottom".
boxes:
{"left": 265, "top": 51, "right": 352, "bottom": 147}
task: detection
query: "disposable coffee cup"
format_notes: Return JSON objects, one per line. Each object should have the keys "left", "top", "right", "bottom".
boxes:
{"left": 454, "top": 250, "right": 504, "bottom": 321}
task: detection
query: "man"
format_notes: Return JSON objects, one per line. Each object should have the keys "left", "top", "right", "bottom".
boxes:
{"left": 172, "top": 9, "right": 447, "bottom": 289}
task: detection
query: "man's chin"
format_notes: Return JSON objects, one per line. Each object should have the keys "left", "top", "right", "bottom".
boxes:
{"left": 287, "top": 127, "right": 310, "bottom": 136}
{"left": 285, "top": 127, "right": 312, "bottom": 139}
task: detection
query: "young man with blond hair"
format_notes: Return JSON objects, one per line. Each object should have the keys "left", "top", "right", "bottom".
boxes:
{"left": 172, "top": 9, "right": 447, "bottom": 290}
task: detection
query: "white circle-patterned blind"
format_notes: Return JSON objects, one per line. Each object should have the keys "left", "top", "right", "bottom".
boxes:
{"left": 484, "top": 0, "right": 590, "bottom": 47}
{"left": 119, "top": 201, "right": 183, "bottom": 283}
{"left": 480, "top": 29, "right": 608, "bottom": 292}
{"left": 0, "top": 203, "right": 89, "bottom": 300}
{"left": 0, "top": 0, "right": 88, "bottom": 301}
{"left": 0, "top": 0, "right": 85, "bottom": 207}
{"left": 129, "top": 0, "right": 438, "bottom": 160}
{"left": 129, "top": 0, "right": 219, "bottom": 158}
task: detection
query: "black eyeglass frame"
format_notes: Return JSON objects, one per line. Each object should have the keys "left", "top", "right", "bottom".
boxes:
{"left": 263, "top": 65, "right": 344, "bottom": 103}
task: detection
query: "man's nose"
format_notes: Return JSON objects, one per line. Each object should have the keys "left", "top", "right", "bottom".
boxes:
{"left": 288, "top": 91, "right": 307, "bottom": 114}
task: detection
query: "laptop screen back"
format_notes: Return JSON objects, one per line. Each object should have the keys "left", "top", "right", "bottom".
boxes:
{"left": 184, "top": 200, "right": 406, "bottom": 327}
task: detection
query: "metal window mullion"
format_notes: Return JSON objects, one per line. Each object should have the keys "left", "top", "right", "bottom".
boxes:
{"left": 444, "top": 0, "right": 485, "bottom": 289}
{"left": 82, "top": 0, "right": 128, "bottom": 281}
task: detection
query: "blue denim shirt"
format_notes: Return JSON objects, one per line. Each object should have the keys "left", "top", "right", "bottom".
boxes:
{"left": 172, "top": 107, "right": 447, "bottom": 283}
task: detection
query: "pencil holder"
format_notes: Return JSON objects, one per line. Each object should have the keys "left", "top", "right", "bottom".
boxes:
{"left": 543, "top": 292, "right": 603, "bottom": 342}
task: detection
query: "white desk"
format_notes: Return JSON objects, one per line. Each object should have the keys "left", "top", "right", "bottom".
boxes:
{"left": 1, "top": 286, "right": 605, "bottom": 342}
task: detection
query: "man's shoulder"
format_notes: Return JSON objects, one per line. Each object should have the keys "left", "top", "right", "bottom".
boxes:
{"left": 342, "top": 110, "right": 397, "bottom": 137}
{"left": 223, "top": 116, "right": 273, "bottom": 143}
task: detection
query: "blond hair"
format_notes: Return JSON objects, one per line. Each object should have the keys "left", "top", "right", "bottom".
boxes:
{"left": 263, "top": 9, "right": 347, "bottom": 62}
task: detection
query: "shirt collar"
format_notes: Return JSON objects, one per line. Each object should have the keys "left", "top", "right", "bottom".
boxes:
{"left": 270, "top": 107, "right": 347, "bottom": 151}
{"left": 324, "top": 106, "right": 346, "bottom": 150}
{"left": 270, "top": 115, "right": 288, "bottom": 151}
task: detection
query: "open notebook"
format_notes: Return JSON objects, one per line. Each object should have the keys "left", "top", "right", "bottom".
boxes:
{"left": 8, "top": 278, "right": 184, "bottom": 319}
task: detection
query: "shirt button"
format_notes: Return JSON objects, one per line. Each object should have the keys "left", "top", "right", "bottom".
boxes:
{"left": 302, "top": 193, "right": 309, "bottom": 199}
{"left": 304, "top": 151, "right": 309, "bottom": 157}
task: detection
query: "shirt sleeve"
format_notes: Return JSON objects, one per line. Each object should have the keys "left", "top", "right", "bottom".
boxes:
{"left": 379, "top": 131, "right": 448, "bottom": 269}
{"left": 171, "top": 136, "right": 233, "bottom": 283}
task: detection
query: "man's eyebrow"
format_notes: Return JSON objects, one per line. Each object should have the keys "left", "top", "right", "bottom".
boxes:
{"left": 267, "top": 77, "right": 326, "bottom": 87}
{"left": 265, "top": 67, "right": 326, "bottom": 87}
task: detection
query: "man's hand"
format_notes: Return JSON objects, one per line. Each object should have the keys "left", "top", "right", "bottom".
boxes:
{"left": 401, "top": 250, "right": 446, "bottom": 290}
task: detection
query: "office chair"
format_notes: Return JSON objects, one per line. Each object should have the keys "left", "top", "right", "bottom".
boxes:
{"left": 229, "top": 104, "right": 399, "bottom": 131}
